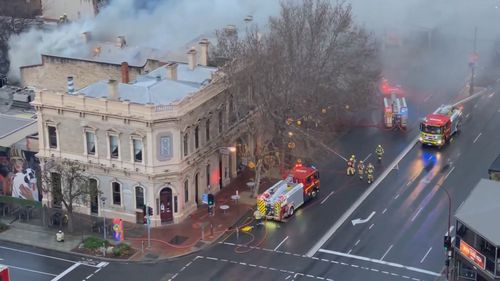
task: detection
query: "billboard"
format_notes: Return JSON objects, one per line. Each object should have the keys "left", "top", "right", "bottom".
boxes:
{"left": 459, "top": 240, "right": 486, "bottom": 270}
{"left": 0, "top": 148, "right": 40, "bottom": 202}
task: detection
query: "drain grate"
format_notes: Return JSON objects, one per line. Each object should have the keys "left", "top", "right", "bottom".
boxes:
{"left": 169, "top": 235, "right": 188, "bottom": 245}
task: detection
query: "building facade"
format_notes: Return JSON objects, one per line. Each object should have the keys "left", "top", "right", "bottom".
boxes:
{"left": 32, "top": 46, "right": 254, "bottom": 225}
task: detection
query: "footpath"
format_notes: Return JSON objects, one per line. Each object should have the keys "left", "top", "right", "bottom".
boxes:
{"left": 0, "top": 170, "right": 273, "bottom": 262}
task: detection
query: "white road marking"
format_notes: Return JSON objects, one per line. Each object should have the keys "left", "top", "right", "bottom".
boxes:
{"left": 320, "top": 191, "right": 335, "bottom": 205}
{"left": 444, "top": 167, "right": 455, "bottom": 180}
{"left": 411, "top": 207, "right": 423, "bottom": 222}
{"left": 306, "top": 136, "right": 418, "bottom": 257}
{"left": 420, "top": 247, "right": 432, "bottom": 263}
{"left": 381, "top": 244, "right": 393, "bottom": 260}
{"left": 96, "top": 262, "right": 108, "bottom": 268}
{"left": 489, "top": 92, "right": 495, "bottom": 98}
{"left": 347, "top": 249, "right": 352, "bottom": 254}
{"left": 5, "top": 264, "right": 57, "bottom": 277}
{"left": 382, "top": 208, "right": 387, "bottom": 214}
{"left": 369, "top": 223, "right": 374, "bottom": 230}
{"left": 363, "top": 153, "right": 372, "bottom": 162}
{"left": 473, "top": 133, "right": 482, "bottom": 143}
{"left": 394, "top": 194, "right": 400, "bottom": 199}
{"left": 466, "top": 113, "right": 471, "bottom": 118}
{"left": 423, "top": 94, "right": 433, "bottom": 102}
{"left": 285, "top": 275, "right": 291, "bottom": 280}
{"left": 351, "top": 211, "right": 376, "bottom": 226}
{"left": 52, "top": 262, "right": 81, "bottom": 280}
{"left": 221, "top": 242, "right": 235, "bottom": 246}
{"left": 318, "top": 249, "right": 440, "bottom": 276}
{"left": 355, "top": 239, "right": 360, "bottom": 246}
{"left": 206, "top": 257, "right": 218, "bottom": 261}
{"left": 407, "top": 180, "right": 413, "bottom": 186}
{"left": 0, "top": 245, "right": 89, "bottom": 266}
{"left": 274, "top": 236, "right": 289, "bottom": 251}
{"left": 86, "top": 273, "right": 94, "bottom": 279}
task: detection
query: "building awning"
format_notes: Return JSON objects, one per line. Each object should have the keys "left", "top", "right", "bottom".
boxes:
{"left": 455, "top": 179, "right": 500, "bottom": 246}
{"left": 0, "top": 114, "right": 37, "bottom": 147}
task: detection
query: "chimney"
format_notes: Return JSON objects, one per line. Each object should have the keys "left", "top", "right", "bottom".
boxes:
{"left": 67, "top": 76, "right": 74, "bottom": 94}
{"left": 187, "top": 48, "right": 197, "bottom": 70}
{"left": 107, "top": 79, "right": 119, "bottom": 100}
{"left": 147, "top": 59, "right": 160, "bottom": 71}
{"left": 199, "top": 39, "right": 209, "bottom": 66}
{"left": 115, "top": 36, "right": 126, "bottom": 48}
{"left": 81, "top": 31, "right": 91, "bottom": 44}
{"left": 166, "top": 62, "right": 178, "bottom": 80}
{"left": 120, "top": 62, "right": 129, "bottom": 83}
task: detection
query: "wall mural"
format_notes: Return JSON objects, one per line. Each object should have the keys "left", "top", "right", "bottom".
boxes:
{"left": 0, "top": 148, "right": 41, "bottom": 202}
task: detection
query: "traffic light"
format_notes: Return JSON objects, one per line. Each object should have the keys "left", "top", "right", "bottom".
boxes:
{"left": 444, "top": 235, "right": 451, "bottom": 251}
{"left": 147, "top": 206, "right": 153, "bottom": 216}
{"left": 208, "top": 194, "right": 215, "bottom": 206}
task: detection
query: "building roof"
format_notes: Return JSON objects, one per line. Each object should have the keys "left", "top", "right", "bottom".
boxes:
{"left": 78, "top": 63, "right": 216, "bottom": 105}
{"left": 424, "top": 114, "right": 449, "bottom": 127}
{"left": 0, "top": 113, "right": 37, "bottom": 147}
{"left": 488, "top": 154, "right": 500, "bottom": 173}
{"left": 455, "top": 179, "right": 500, "bottom": 246}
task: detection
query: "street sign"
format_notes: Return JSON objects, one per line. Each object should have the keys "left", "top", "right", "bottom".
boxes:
{"left": 202, "top": 193, "right": 208, "bottom": 204}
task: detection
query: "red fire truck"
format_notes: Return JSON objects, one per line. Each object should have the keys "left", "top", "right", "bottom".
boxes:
{"left": 0, "top": 265, "right": 10, "bottom": 281}
{"left": 419, "top": 105, "right": 463, "bottom": 147}
{"left": 256, "top": 161, "right": 320, "bottom": 221}
{"left": 379, "top": 78, "right": 408, "bottom": 129}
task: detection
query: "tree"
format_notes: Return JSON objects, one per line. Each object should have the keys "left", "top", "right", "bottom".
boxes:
{"left": 41, "top": 158, "right": 99, "bottom": 233}
{"left": 212, "top": 0, "right": 380, "bottom": 197}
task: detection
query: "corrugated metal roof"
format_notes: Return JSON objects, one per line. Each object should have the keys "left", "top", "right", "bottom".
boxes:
{"left": 455, "top": 179, "right": 500, "bottom": 245}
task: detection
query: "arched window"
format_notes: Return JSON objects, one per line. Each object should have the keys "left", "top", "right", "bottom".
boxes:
{"left": 183, "top": 132, "right": 189, "bottom": 157}
{"left": 205, "top": 119, "right": 210, "bottom": 141}
{"left": 206, "top": 164, "right": 211, "bottom": 188}
{"left": 184, "top": 180, "right": 189, "bottom": 203}
{"left": 194, "top": 126, "right": 199, "bottom": 149}
{"left": 135, "top": 186, "right": 144, "bottom": 209}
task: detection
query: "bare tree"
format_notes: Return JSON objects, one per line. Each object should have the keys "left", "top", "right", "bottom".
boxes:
{"left": 212, "top": 0, "right": 381, "bottom": 197}
{"left": 42, "top": 158, "right": 99, "bottom": 232}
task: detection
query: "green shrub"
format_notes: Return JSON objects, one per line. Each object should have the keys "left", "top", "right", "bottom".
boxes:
{"left": 112, "top": 243, "right": 131, "bottom": 257}
{"left": 83, "top": 237, "right": 109, "bottom": 250}
{"left": 0, "top": 222, "right": 8, "bottom": 232}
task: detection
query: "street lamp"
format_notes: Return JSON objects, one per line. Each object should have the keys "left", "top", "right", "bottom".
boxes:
{"left": 438, "top": 183, "right": 452, "bottom": 279}
{"left": 100, "top": 197, "right": 107, "bottom": 240}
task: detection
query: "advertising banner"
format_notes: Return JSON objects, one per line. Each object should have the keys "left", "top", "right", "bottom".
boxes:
{"left": 112, "top": 218, "right": 124, "bottom": 241}
{"left": 459, "top": 240, "right": 486, "bottom": 270}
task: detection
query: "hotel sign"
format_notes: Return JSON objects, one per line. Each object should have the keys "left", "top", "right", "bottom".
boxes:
{"left": 459, "top": 240, "right": 486, "bottom": 270}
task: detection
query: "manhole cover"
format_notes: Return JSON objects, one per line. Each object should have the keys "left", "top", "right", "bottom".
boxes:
{"left": 169, "top": 235, "right": 188, "bottom": 245}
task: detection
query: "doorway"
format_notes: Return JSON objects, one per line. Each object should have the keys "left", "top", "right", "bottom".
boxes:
{"left": 89, "top": 179, "right": 98, "bottom": 215}
{"left": 159, "top": 188, "right": 173, "bottom": 223}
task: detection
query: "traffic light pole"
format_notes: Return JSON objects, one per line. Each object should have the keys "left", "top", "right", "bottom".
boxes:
{"left": 443, "top": 186, "right": 452, "bottom": 279}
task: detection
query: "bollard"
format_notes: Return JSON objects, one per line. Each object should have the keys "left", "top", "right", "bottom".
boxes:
{"left": 210, "top": 223, "right": 214, "bottom": 237}
{"left": 236, "top": 227, "right": 239, "bottom": 241}
{"left": 141, "top": 240, "right": 144, "bottom": 253}
{"left": 102, "top": 242, "right": 106, "bottom": 257}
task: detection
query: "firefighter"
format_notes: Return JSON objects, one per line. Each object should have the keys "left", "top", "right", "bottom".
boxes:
{"left": 357, "top": 160, "right": 365, "bottom": 180}
{"left": 375, "top": 145, "right": 384, "bottom": 161}
{"left": 58, "top": 14, "right": 69, "bottom": 25}
{"left": 366, "top": 163, "right": 375, "bottom": 184}
{"left": 347, "top": 155, "right": 356, "bottom": 176}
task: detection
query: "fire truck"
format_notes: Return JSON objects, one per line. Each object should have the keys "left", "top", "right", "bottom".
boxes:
{"left": 419, "top": 105, "right": 463, "bottom": 147}
{"left": 379, "top": 78, "right": 408, "bottom": 129}
{"left": 0, "top": 265, "right": 10, "bottom": 281}
{"left": 256, "top": 161, "right": 319, "bottom": 221}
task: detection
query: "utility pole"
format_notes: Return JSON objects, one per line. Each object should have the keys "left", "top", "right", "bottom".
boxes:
{"left": 469, "top": 27, "right": 478, "bottom": 96}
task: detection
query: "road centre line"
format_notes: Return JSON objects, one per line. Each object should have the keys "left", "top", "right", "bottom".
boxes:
{"left": 420, "top": 247, "right": 432, "bottom": 263}
{"left": 274, "top": 236, "right": 289, "bottom": 251}
{"left": 52, "top": 262, "right": 81, "bottom": 281}
{"left": 320, "top": 191, "right": 335, "bottom": 205}
{"left": 382, "top": 208, "right": 387, "bottom": 214}
{"left": 411, "top": 207, "right": 423, "bottom": 222}
{"left": 306, "top": 136, "right": 418, "bottom": 257}
{"left": 444, "top": 167, "right": 455, "bottom": 180}
{"left": 3, "top": 264, "right": 57, "bottom": 277}
{"left": 0, "top": 245, "right": 90, "bottom": 266}
{"left": 369, "top": 223, "right": 374, "bottom": 230}
{"left": 318, "top": 248, "right": 440, "bottom": 277}
{"left": 355, "top": 240, "right": 360, "bottom": 246}
{"left": 394, "top": 194, "right": 400, "bottom": 199}
{"left": 473, "top": 132, "right": 482, "bottom": 143}
{"left": 381, "top": 245, "right": 393, "bottom": 260}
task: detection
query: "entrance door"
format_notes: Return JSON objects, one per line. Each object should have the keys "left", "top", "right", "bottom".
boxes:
{"left": 89, "top": 179, "right": 98, "bottom": 215}
{"left": 159, "top": 188, "right": 173, "bottom": 223}
{"left": 195, "top": 173, "right": 199, "bottom": 205}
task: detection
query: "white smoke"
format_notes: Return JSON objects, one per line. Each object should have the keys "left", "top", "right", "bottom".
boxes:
{"left": 7, "top": 0, "right": 281, "bottom": 81}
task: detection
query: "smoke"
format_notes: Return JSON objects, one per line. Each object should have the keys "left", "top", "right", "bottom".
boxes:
{"left": 7, "top": 0, "right": 281, "bottom": 81}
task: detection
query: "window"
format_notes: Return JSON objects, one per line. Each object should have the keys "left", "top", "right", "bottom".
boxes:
{"left": 218, "top": 111, "right": 223, "bottom": 133}
{"left": 109, "top": 135, "right": 119, "bottom": 158}
{"left": 135, "top": 186, "right": 144, "bottom": 209}
{"left": 48, "top": 126, "right": 57, "bottom": 148}
{"left": 86, "top": 131, "right": 96, "bottom": 155}
{"left": 133, "top": 139, "right": 143, "bottom": 162}
{"left": 112, "top": 182, "right": 121, "bottom": 205}
{"left": 183, "top": 133, "right": 189, "bottom": 157}
{"left": 194, "top": 126, "right": 199, "bottom": 149}
{"left": 205, "top": 119, "right": 210, "bottom": 141}
{"left": 184, "top": 180, "right": 189, "bottom": 203}
{"left": 206, "top": 164, "right": 210, "bottom": 188}
{"left": 51, "top": 172, "right": 62, "bottom": 207}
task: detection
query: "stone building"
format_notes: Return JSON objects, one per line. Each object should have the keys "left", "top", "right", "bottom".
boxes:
{"left": 41, "top": 0, "right": 106, "bottom": 21}
{"left": 32, "top": 43, "right": 254, "bottom": 225}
